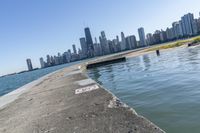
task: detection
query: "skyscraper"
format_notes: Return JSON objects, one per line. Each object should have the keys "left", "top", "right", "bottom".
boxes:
{"left": 100, "top": 31, "right": 110, "bottom": 55}
{"left": 80, "top": 37, "right": 88, "bottom": 58}
{"left": 120, "top": 32, "right": 126, "bottom": 51}
{"left": 40, "top": 57, "right": 45, "bottom": 68}
{"left": 84, "top": 27, "right": 94, "bottom": 57}
{"left": 146, "top": 33, "right": 154, "bottom": 45}
{"left": 181, "top": 13, "right": 194, "bottom": 36}
{"left": 138, "top": 27, "right": 146, "bottom": 47}
{"left": 72, "top": 44, "right": 77, "bottom": 54}
{"left": 126, "top": 35, "right": 137, "bottom": 49}
{"left": 172, "top": 21, "right": 183, "bottom": 38}
{"left": 26, "top": 59, "right": 33, "bottom": 71}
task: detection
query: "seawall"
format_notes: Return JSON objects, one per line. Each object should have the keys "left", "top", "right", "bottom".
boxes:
{"left": 0, "top": 50, "right": 165, "bottom": 133}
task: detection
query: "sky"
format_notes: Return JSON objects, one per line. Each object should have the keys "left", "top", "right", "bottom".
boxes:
{"left": 1, "top": 0, "right": 200, "bottom": 75}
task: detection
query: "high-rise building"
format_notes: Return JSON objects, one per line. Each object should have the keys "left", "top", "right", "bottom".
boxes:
{"left": 196, "top": 18, "right": 200, "bottom": 33}
{"left": 192, "top": 19, "right": 198, "bottom": 35}
{"left": 72, "top": 44, "right": 77, "bottom": 54}
{"left": 181, "top": 13, "right": 195, "bottom": 36}
{"left": 129, "top": 35, "right": 137, "bottom": 49}
{"left": 120, "top": 32, "right": 126, "bottom": 51}
{"left": 108, "top": 40, "right": 115, "bottom": 53}
{"left": 146, "top": 33, "right": 154, "bottom": 45}
{"left": 153, "top": 30, "right": 162, "bottom": 44}
{"left": 172, "top": 22, "right": 183, "bottom": 38}
{"left": 116, "top": 35, "right": 121, "bottom": 52}
{"left": 138, "top": 27, "right": 146, "bottom": 47}
{"left": 63, "top": 52, "right": 71, "bottom": 63}
{"left": 160, "top": 30, "right": 168, "bottom": 42}
{"left": 100, "top": 31, "right": 110, "bottom": 55}
{"left": 125, "top": 37, "right": 131, "bottom": 50}
{"left": 166, "top": 27, "right": 175, "bottom": 40}
{"left": 126, "top": 35, "right": 137, "bottom": 50}
{"left": 39, "top": 57, "right": 45, "bottom": 68}
{"left": 80, "top": 37, "right": 88, "bottom": 58}
{"left": 84, "top": 27, "right": 94, "bottom": 57}
{"left": 26, "top": 59, "right": 33, "bottom": 71}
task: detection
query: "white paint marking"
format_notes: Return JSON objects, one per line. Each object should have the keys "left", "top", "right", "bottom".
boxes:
{"left": 75, "top": 85, "right": 99, "bottom": 94}
{"left": 74, "top": 79, "right": 95, "bottom": 86}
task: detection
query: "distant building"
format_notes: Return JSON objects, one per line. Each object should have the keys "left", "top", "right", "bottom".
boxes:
{"left": 126, "top": 35, "right": 137, "bottom": 50}
{"left": 26, "top": 59, "right": 33, "bottom": 71}
{"left": 116, "top": 35, "right": 121, "bottom": 52}
{"left": 138, "top": 27, "right": 146, "bottom": 47}
{"left": 160, "top": 30, "right": 167, "bottom": 42}
{"left": 39, "top": 57, "right": 45, "bottom": 68}
{"left": 80, "top": 37, "right": 88, "bottom": 58}
{"left": 146, "top": 33, "right": 154, "bottom": 45}
{"left": 100, "top": 31, "right": 110, "bottom": 55}
{"left": 166, "top": 27, "right": 175, "bottom": 40}
{"left": 172, "top": 21, "right": 183, "bottom": 38}
{"left": 181, "top": 13, "right": 195, "bottom": 36}
{"left": 84, "top": 27, "right": 94, "bottom": 57}
{"left": 63, "top": 52, "right": 71, "bottom": 63}
{"left": 72, "top": 44, "right": 77, "bottom": 54}
{"left": 153, "top": 30, "right": 162, "bottom": 44}
{"left": 120, "top": 32, "right": 126, "bottom": 51}
{"left": 192, "top": 19, "right": 198, "bottom": 35}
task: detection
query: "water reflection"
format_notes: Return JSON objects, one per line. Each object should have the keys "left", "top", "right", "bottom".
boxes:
{"left": 142, "top": 54, "right": 151, "bottom": 71}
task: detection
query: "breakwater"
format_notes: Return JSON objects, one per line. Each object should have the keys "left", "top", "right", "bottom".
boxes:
{"left": 0, "top": 49, "right": 165, "bottom": 133}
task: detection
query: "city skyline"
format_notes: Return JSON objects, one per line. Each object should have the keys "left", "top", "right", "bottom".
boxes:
{"left": 1, "top": 0, "right": 200, "bottom": 75}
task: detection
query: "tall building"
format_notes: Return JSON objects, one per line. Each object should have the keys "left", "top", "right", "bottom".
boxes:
{"left": 120, "top": 32, "right": 126, "bottom": 51}
{"left": 100, "top": 31, "right": 110, "bottom": 55}
{"left": 26, "top": 59, "right": 33, "bottom": 71}
{"left": 39, "top": 57, "right": 45, "bottom": 68}
{"left": 172, "top": 21, "right": 183, "bottom": 38}
{"left": 84, "top": 27, "right": 94, "bottom": 57}
{"left": 116, "top": 35, "right": 121, "bottom": 52}
{"left": 181, "top": 13, "right": 195, "bottom": 36}
{"left": 192, "top": 19, "right": 198, "bottom": 35}
{"left": 166, "top": 27, "right": 175, "bottom": 40}
{"left": 130, "top": 35, "right": 137, "bottom": 48}
{"left": 125, "top": 35, "right": 137, "bottom": 50}
{"left": 153, "top": 30, "right": 162, "bottom": 44}
{"left": 138, "top": 27, "right": 146, "bottom": 47}
{"left": 146, "top": 33, "right": 154, "bottom": 45}
{"left": 72, "top": 44, "right": 77, "bottom": 54}
{"left": 80, "top": 37, "right": 88, "bottom": 58}
{"left": 160, "top": 30, "right": 167, "bottom": 42}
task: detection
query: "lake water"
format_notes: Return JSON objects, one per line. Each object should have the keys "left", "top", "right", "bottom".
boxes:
{"left": 0, "top": 61, "right": 81, "bottom": 96}
{"left": 88, "top": 46, "right": 200, "bottom": 133}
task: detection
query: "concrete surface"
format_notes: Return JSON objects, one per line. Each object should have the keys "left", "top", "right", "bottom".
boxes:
{"left": 0, "top": 56, "right": 165, "bottom": 133}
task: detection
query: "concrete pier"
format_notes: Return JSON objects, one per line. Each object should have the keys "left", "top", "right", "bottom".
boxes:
{"left": 86, "top": 56, "right": 126, "bottom": 69}
{"left": 0, "top": 55, "right": 165, "bottom": 133}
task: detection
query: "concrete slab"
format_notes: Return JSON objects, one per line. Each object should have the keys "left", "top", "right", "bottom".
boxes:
{"left": 74, "top": 78, "right": 96, "bottom": 86}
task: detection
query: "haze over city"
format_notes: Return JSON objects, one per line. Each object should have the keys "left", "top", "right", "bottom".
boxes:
{"left": 1, "top": 0, "right": 200, "bottom": 76}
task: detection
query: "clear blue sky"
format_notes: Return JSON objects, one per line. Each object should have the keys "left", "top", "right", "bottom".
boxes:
{"left": 1, "top": 0, "right": 200, "bottom": 75}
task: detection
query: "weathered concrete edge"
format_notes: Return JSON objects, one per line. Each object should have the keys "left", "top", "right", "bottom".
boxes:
{"left": 80, "top": 62, "right": 166, "bottom": 132}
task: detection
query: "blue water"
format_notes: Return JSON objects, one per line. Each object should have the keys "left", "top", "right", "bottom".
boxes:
{"left": 0, "top": 61, "right": 81, "bottom": 96}
{"left": 88, "top": 46, "right": 200, "bottom": 133}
